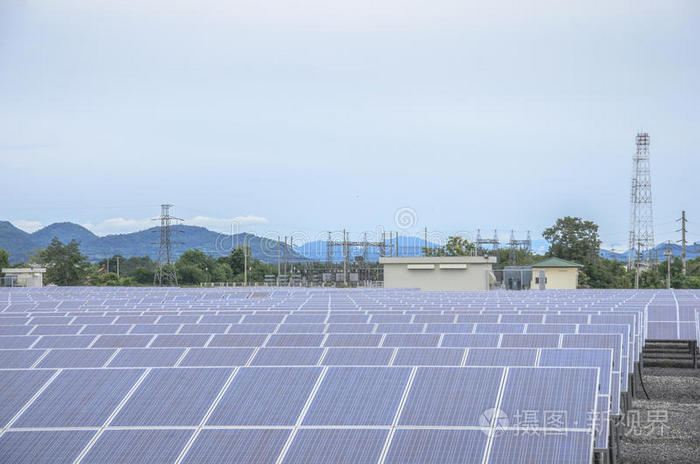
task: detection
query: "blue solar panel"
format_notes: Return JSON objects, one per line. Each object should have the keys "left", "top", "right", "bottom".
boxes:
{"left": 376, "top": 323, "right": 424, "bottom": 333}
{"left": 208, "top": 367, "right": 321, "bottom": 425}
{"left": 538, "top": 348, "right": 613, "bottom": 395}
{"left": 0, "top": 349, "right": 44, "bottom": 368}
{"left": 399, "top": 367, "right": 503, "bottom": 426}
{"left": 383, "top": 333, "right": 440, "bottom": 347}
{"left": 441, "top": 333, "right": 500, "bottom": 347}
{"left": 150, "top": 334, "right": 210, "bottom": 348}
{"left": 276, "top": 323, "right": 326, "bottom": 333}
{"left": 303, "top": 367, "right": 410, "bottom": 425}
{"left": 112, "top": 367, "right": 231, "bottom": 426}
{"left": 179, "top": 347, "right": 254, "bottom": 366}
{"left": 487, "top": 430, "right": 592, "bottom": 464}
{"left": 81, "top": 429, "right": 193, "bottom": 464}
{"left": 130, "top": 324, "right": 180, "bottom": 334}
{"left": 0, "top": 430, "right": 95, "bottom": 464}
{"left": 465, "top": 348, "right": 538, "bottom": 366}
{"left": 33, "top": 335, "right": 96, "bottom": 349}
{"left": 82, "top": 324, "right": 132, "bottom": 335}
{"left": 322, "top": 347, "right": 393, "bottom": 365}
{"left": 0, "top": 369, "right": 56, "bottom": 426}
{"left": 14, "top": 369, "right": 143, "bottom": 427}
{"left": 0, "top": 336, "right": 38, "bottom": 349}
{"left": 37, "top": 348, "right": 115, "bottom": 368}
{"left": 29, "top": 325, "right": 82, "bottom": 335}
{"left": 0, "top": 325, "right": 33, "bottom": 335}
{"left": 282, "top": 428, "right": 388, "bottom": 464}
{"left": 500, "top": 333, "right": 560, "bottom": 348}
{"left": 251, "top": 347, "right": 324, "bottom": 366}
{"left": 92, "top": 334, "right": 153, "bottom": 348}
{"left": 182, "top": 429, "right": 290, "bottom": 464}
{"left": 384, "top": 429, "right": 488, "bottom": 464}
{"left": 393, "top": 348, "right": 464, "bottom": 366}
{"left": 209, "top": 334, "right": 268, "bottom": 347}
{"left": 323, "top": 333, "right": 382, "bottom": 347}
{"left": 266, "top": 334, "right": 325, "bottom": 347}
{"left": 497, "top": 367, "right": 598, "bottom": 431}
{"left": 108, "top": 348, "right": 184, "bottom": 367}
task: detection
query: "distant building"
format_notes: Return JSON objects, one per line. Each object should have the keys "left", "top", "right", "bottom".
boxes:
{"left": 380, "top": 256, "right": 497, "bottom": 291}
{"left": 2, "top": 267, "right": 46, "bottom": 287}
{"left": 529, "top": 257, "right": 583, "bottom": 289}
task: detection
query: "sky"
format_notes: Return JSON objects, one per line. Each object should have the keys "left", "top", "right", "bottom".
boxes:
{"left": 1, "top": 0, "right": 699, "bottom": 248}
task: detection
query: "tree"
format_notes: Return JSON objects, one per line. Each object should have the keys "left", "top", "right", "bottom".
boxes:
{"left": 132, "top": 266, "right": 155, "bottom": 284}
{"left": 0, "top": 249, "right": 9, "bottom": 277}
{"left": 33, "top": 238, "right": 90, "bottom": 286}
{"left": 424, "top": 236, "right": 475, "bottom": 256}
{"left": 542, "top": 217, "right": 601, "bottom": 266}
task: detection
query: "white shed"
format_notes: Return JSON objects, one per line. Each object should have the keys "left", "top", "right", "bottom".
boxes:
{"left": 2, "top": 267, "right": 46, "bottom": 287}
{"left": 380, "top": 256, "right": 497, "bottom": 291}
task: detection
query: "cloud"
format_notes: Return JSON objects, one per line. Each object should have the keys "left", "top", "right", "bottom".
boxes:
{"left": 80, "top": 215, "right": 270, "bottom": 236}
{"left": 11, "top": 220, "right": 43, "bottom": 233}
{"left": 81, "top": 218, "right": 153, "bottom": 236}
{"left": 187, "top": 215, "right": 270, "bottom": 232}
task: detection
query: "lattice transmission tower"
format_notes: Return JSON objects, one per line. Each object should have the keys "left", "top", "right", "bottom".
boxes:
{"left": 628, "top": 132, "right": 656, "bottom": 271}
{"left": 153, "top": 204, "right": 183, "bottom": 286}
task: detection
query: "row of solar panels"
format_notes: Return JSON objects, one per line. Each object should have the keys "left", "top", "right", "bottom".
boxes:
{"left": 1, "top": 287, "right": 696, "bottom": 464}
{"left": 2, "top": 365, "right": 599, "bottom": 464}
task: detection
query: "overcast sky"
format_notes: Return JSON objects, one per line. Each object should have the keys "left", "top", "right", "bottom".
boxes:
{"left": 2, "top": 0, "right": 698, "bottom": 248}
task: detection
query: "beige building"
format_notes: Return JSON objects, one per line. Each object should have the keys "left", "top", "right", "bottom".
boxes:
{"left": 380, "top": 256, "right": 497, "bottom": 291}
{"left": 2, "top": 267, "right": 46, "bottom": 287}
{"left": 529, "top": 257, "right": 583, "bottom": 290}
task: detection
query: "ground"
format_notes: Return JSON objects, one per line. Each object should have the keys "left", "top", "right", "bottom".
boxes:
{"left": 620, "top": 367, "right": 700, "bottom": 464}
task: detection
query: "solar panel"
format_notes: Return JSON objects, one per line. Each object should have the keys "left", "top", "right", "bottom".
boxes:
{"left": 393, "top": 347, "right": 464, "bottom": 366}
{"left": 81, "top": 429, "right": 192, "bottom": 464}
{"left": 303, "top": 367, "right": 410, "bottom": 425}
{"left": 181, "top": 429, "right": 290, "bottom": 464}
{"left": 398, "top": 367, "right": 502, "bottom": 426}
{"left": 208, "top": 367, "right": 321, "bottom": 426}
{"left": 281, "top": 428, "right": 388, "bottom": 464}
{"left": 486, "top": 430, "right": 593, "bottom": 464}
{"left": 250, "top": 347, "right": 324, "bottom": 366}
{"left": 112, "top": 368, "right": 231, "bottom": 426}
{"left": 0, "top": 286, "right": 681, "bottom": 463}
{"left": 384, "top": 429, "right": 488, "bottom": 464}
{"left": 0, "top": 370, "right": 56, "bottom": 426}
{"left": 322, "top": 347, "right": 393, "bottom": 365}
{"left": 14, "top": 369, "right": 143, "bottom": 427}
{"left": 0, "top": 429, "right": 95, "bottom": 464}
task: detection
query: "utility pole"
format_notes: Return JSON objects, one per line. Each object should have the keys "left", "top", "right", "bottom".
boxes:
{"left": 395, "top": 232, "right": 399, "bottom": 257}
{"left": 665, "top": 241, "right": 672, "bottom": 289}
{"left": 116, "top": 256, "right": 120, "bottom": 278}
{"left": 283, "top": 236, "right": 288, "bottom": 275}
{"left": 343, "top": 229, "right": 347, "bottom": 285}
{"left": 243, "top": 234, "right": 248, "bottom": 286}
{"left": 677, "top": 211, "right": 687, "bottom": 276}
{"left": 290, "top": 236, "right": 294, "bottom": 286}
{"left": 277, "top": 235, "right": 281, "bottom": 285}
{"left": 424, "top": 227, "right": 428, "bottom": 256}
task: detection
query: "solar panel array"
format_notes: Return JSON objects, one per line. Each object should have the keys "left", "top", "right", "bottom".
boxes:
{"left": 1, "top": 287, "right": 696, "bottom": 464}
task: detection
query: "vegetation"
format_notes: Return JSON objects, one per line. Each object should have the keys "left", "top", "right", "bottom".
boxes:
{"left": 32, "top": 238, "right": 91, "bottom": 286}
{"left": 12, "top": 227, "right": 700, "bottom": 289}
{"left": 0, "top": 249, "right": 9, "bottom": 277}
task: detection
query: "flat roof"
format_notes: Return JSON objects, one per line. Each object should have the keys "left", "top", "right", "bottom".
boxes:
{"left": 379, "top": 256, "right": 497, "bottom": 264}
{"left": 2, "top": 268, "right": 46, "bottom": 274}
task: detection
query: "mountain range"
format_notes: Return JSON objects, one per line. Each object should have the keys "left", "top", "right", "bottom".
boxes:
{"left": 2, "top": 220, "right": 697, "bottom": 266}
{"left": 0, "top": 221, "right": 308, "bottom": 265}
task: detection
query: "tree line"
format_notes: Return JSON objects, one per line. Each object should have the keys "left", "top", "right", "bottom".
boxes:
{"left": 2, "top": 216, "right": 699, "bottom": 288}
